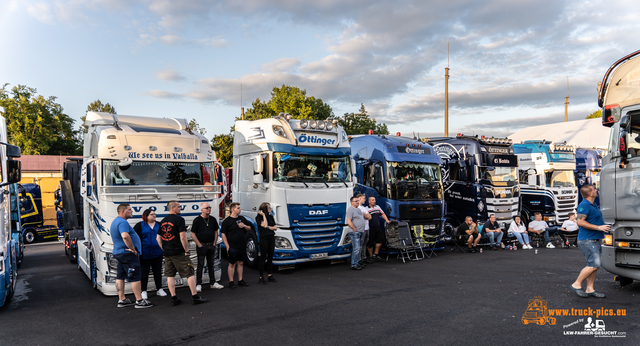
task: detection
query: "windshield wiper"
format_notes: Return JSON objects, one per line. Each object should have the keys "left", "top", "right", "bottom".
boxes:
{"left": 289, "top": 177, "right": 309, "bottom": 187}
{"left": 337, "top": 177, "right": 348, "bottom": 187}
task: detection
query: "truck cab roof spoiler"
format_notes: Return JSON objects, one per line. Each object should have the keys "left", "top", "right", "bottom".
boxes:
{"left": 84, "top": 112, "right": 189, "bottom": 132}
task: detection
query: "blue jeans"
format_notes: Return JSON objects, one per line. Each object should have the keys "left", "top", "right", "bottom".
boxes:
{"left": 532, "top": 229, "right": 551, "bottom": 244}
{"left": 486, "top": 231, "right": 504, "bottom": 247}
{"left": 578, "top": 239, "right": 602, "bottom": 268}
{"left": 349, "top": 231, "right": 363, "bottom": 267}
{"left": 512, "top": 232, "right": 530, "bottom": 245}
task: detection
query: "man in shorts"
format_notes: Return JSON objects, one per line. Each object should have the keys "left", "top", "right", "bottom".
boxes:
{"left": 457, "top": 216, "right": 480, "bottom": 253}
{"left": 157, "top": 200, "right": 207, "bottom": 305}
{"left": 111, "top": 203, "right": 153, "bottom": 308}
{"left": 221, "top": 202, "right": 252, "bottom": 288}
{"left": 570, "top": 184, "right": 611, "bottom": 298}
{"left": 366, "top": 196, "right": 389, "bottom": 261}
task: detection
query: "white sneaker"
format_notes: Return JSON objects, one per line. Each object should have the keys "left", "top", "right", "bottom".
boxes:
{"left": 525, "top": 244, "right": 532, "bottom": 249}
{"left": 141, "top": 291, "right": 148, "bottom": 300}
{"left": 196, "top": 284, "right": 202, "bottom": 292}
{"left": 211, "top": 282, "right": 224, "bottom": 289}
{"left": 156, "top": 288, "right": 167, "bottom": 297}
{"left": 546, "top": 243, "right": 556, "bottom": 249}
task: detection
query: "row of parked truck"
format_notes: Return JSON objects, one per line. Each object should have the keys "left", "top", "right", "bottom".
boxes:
{"left": 55, "top": 109, "right": 607, "bottom": 296}
{"left": 3, "top": 50, "right": 639, "bottom": 303}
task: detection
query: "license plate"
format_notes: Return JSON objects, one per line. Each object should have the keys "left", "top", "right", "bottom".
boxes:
{"left": 175, "top": 278, "right": 183, "bottom": 286}
{"left": 311, "top": 253, "right": 328, "bottom": 259}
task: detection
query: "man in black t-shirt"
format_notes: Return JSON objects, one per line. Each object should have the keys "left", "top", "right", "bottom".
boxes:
{"left": 221, "top": 202, "right": 252, "bottom": 289}
{"left": 157, "top": 200, "right": 206, "bottom": 306}
{"left": 483, "top": 214, "right": 504, "bottom": 251}
{"left": 191, "top": 202, "right": 222, "bottom": 292}
{"left": 456, "top": 216, "right": 481, "bottom": 253}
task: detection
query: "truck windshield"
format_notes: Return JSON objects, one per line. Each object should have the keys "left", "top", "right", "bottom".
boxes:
{"left": 478, "top": 167, "right": 518, "bottom": 183}
{"left": 103, "top": 160, "right": 218, "bottom": 186}
{"left": 386, "top": 161, "right": 441, "bottom": 184}
{"left": 272, "top": 153, "right": 351, "bottom": 183}
{"left": 545, "top": 170, "right": 576, "bottom": 188}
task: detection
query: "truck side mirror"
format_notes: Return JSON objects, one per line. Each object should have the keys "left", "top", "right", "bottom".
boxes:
{"left": 253, "top": 154, "right": 263, "bottom": 173}
{"left": 252, "top": 173, "right": 264, "bottom": 185}
{"left": 620, "top": 128, "right": 629, "bottom": 168}
{"left": 528, "top": 173, "right": 537, "bottom": 186}
{"left": 6, "top": 160, "right": 21, "bottom": 184}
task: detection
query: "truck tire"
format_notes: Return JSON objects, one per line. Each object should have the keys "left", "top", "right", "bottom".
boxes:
{"left": 245, "top": 234, "right": 259, "bottom": 270}
{"left": 23, "top": 230, "right": 37, "bottom": 244}
{"left": 443, "top": 217, "right": 457, "bottom": 243}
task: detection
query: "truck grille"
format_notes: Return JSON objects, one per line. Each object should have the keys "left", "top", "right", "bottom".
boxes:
{"left": 399, "top": 205, "right": 442, "bottom": 220}
{"left": 292, "top": 226, "right": 343, "bottom": 251}
{"left": 556, "top": 196, "right": 577, "bottom": 223}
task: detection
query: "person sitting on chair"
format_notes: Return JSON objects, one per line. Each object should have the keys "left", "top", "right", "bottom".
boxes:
{"left": 457, "top": 216, "right": 480, "bottom": 253}
{"left": 558, "top": 212, "right": 578, "bottom": 248}
{"left": 528, "top": 212, "right": 555, "bottom": 249}
{"left": 508, "top": 216, "right": 532, "bottom": 249}
{"left": 483, "top": 214, "right": 504, "bottom": 251}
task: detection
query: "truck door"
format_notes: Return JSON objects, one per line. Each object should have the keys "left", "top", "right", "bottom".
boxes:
{"left": 615, "top": 112, "right": 640, "bottom": 221}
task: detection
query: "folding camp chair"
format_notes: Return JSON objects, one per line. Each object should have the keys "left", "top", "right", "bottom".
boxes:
{"left": 385, "top": 221, "right": 423, "bottom": 263}
{"left": 412, "top": 225, "right": 440, "bottom": 258}
{"left": 398, "top": 222, "right": 425, "bottom": 261}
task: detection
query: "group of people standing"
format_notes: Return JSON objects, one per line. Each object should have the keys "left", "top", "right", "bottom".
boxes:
{"left": 110, "top": 200, "right": 279, "bottom": 309}
{"left": 346, "top": 194, "right": 389, "bottom": 270}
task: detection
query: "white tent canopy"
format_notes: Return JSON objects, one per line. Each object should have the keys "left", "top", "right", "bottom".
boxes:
{"left": 508, "top": 118, "right": 610, "bottom": 149}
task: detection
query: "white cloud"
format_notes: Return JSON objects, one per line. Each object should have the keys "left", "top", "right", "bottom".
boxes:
{"left": 27, "top": 2, "right": 54, "bottom": 24}
{"left": 155, "top": 69, "right": 187, "bottom": 82}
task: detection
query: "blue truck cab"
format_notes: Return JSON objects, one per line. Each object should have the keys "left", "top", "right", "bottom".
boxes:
{"left": 428, "top": 135, "right": 521, "bottom": 235}
{"left": 350, "top": 135, "right": 445, "bottom": 239}
{"left": 574, "top": 148, "right": 603, "bottom": 207}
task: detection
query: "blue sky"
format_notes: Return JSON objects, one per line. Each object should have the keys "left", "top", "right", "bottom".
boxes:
{"left": 1, "top": 0, "right": 638, "bottom": 139}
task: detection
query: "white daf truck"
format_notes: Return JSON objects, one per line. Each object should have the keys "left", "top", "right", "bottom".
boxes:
{"left": 232, "top": 114, "right": 354, "bottom": 268}
{"left": 73, "top": 112, "right": 225, "bottom": 295}
{"left": 597, "top": 50, "right": 640, "bottom": 286}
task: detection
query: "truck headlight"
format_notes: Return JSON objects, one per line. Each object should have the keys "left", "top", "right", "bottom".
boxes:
{"left": 272, "top": 125, "right": 287, "bottom": 138}
{"left": 107, "top": 253, "right": 118, "bottom": 271}
{"left": 344, "top": 234, "right": 352, "bottom": 245}
{"left": 275, "top": 236, "right": 293, "bottom": 249}
{"left": 477, "top": 201, "right": 484, "bottom": 212}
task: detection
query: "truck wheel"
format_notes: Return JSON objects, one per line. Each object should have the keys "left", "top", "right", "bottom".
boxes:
{"left": 443, "top": 217, "right": 457, "bottom": 242}
{"left": 23, "top": 230, "right": 37, "bottom": 244}
{"left": 245, "top": 235, "right": 259, "bottom": 269}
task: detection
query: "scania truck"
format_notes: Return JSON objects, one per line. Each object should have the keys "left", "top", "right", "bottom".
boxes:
{"left": 66, "top": 111, "right": 225, "bottom": 295}
{"left": 1, "top": 107, "right": 22, "bottom": 307}
{"left": 513, "top": 141, "right": 578, "bottom": 226}
{"left": 575, "top": 148, "right": 603, "bottom": 207}
{"left": 350, "top": 135, "right": 445, "bottom": 241}
{"left": 597, "top": 49, "right": 640, "bottom": 286}
{"left": 428, "top": 135, "right": 520, "bottom": 236}
{"left": 232, "top": 114, "right": 353, "bottom": 268}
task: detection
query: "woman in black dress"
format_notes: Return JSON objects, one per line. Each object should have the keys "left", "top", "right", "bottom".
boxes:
{"left": 256, "top": 202, "right": 277, "bottom": 284}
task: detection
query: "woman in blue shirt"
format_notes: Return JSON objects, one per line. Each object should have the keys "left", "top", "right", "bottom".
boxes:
{"left": 134, "top": 209, "right": 167, "bottom": 299}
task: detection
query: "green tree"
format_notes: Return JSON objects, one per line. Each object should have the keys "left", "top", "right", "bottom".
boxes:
{"left": 189, "top": 118, "right": 207, "bottom": 136}
{"left": 0, "top": 83, "right": 81, "bottom": 155}
{"left": 243, "top": 85, "right": 332, "bottom": 121}
{"left": 586, "top": 109, "right": 602, "bottom": 119}
{"left": 80, "top": 99, "right": 117, "bottom": 134}
{"left": 338, "top": 103, "right": 389, "bottom": 135}
{"left": 211, "top": 133, "right": 233, "bottom": 168}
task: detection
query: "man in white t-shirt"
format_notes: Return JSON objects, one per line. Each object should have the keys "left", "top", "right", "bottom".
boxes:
{"left": 356, "top": 194, "right": 372, "bottom": 265}
{"left": 558, "top": 212, "right": 578, "bottom": 248}
{"left": 528, "top": 212, "right": 555, "bottom": 248}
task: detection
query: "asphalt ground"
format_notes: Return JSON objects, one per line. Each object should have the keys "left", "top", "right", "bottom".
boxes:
{"left": 0, "top": 241, "right": 638, "bottom": 346}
